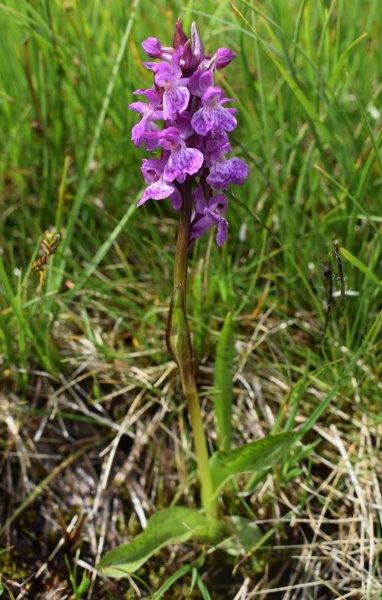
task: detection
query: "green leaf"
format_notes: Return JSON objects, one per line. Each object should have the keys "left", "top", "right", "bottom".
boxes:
{"left": 218, "top": 516, "right": 263, "bottom": 556}
{"left": 151, "top": 564, "right": 193, "bottom": 600}
{"left": 76, "top": 574, "right": 90, "bottom": 598}
{"left": 98, "top": 507, "right": 225, "bottom": 579}
{"left": 213, "top": 312, "right": 235, "bottom": 451}
{"left": 339, "top": 246, "right": 382, "bottom": 287}
{"left": 209, "top": 433, "right": 296, "bottom": 495}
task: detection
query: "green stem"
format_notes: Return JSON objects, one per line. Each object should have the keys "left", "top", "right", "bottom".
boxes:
{"left": 169, "top": 182, "right": 216, "bottom": 517}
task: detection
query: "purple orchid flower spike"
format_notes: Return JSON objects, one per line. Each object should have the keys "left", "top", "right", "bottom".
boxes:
{"left": 129, "top": 21, "right": 248, "bottom": 245}
{"left": 129, "top": 89, "right": 163, "bottom": 149}
{"left": 191, "top": 86, "right": 237, "bottom": 136}
{"left": 190, "top": 187, "right": 228, "bottom": 246}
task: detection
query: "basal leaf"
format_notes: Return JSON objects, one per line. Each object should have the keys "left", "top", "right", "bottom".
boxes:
{"left": 98, "top": 507, "right": 225, "bottom": 579}
{"left": 209, "top": 433, "right": 296, "bottom": 495}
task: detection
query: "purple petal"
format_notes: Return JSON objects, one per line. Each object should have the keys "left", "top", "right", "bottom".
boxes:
{"left": 189, "top": 215, "right": 211, "bottom": 243}
{"left": 191, "top": 107, "right": 214, "bottom": 136}
{"left": 191, "top": 215, "right": 228, "bottom": 246}
{"left": 131, "top": 119, "right": 160, "bottom": 149}
{"left": 142, "top": 37, "right": 162, "bottom": 57}
{"left": 193, "top": 186, "right": 207, "bottom": 213}
{"left": 201, "top": 86, "right": 224, "bottom": 104}
{"left": 133, "top": 88, "right": 161, "bottom": 108}
{"left": 131, "top": 118, "right": 148, "bottom": 146}
{"left": 214, "top": 105, "right": 237, "bottom": 133}
{"left": 209, "top": 194, "right": 228, "bottom": 212}
{"left": 215, "top": 48, "right": 236, "bottom": 69}
{"left": 137, "top": 178, "right": 176, "bottom": 206}
{"left": 169, "top": 187, "right": 182, "bottom": 210}
{"left": 170, "top": 46, "right": 184, "bottom": 78}
{"left": 158, "top": 126, "right": 182, "bottom": 150}
{"left": 190, "top": 21, "right": 204, "bottom": 69}
{"left": 152, "top": 109, "right": 164, "bottom": 120}
{"left": 143, "top": 61, "right": 161, "bottom": 72}
{"left": 141, "top": 157, "right": 164, "bottom": 183}
{"left": 192, "top": 105, "right": 236, "bottom": 136}
{"left": 207, "top": 157, "right": 248, "bottom": 189}
{"left": 189, "top": 192, "right": 229, "bottom": 246}
{"left": 128, "top": 101, "right": 150, "bottom": 115}
{"left": 154, "top": 61, "right": 175, "bottom": 87}
{"left": 205, "top": 135, "right": 231, "bottom": 160}
{"left": 188, "top": 69, "right": 213, "bottom": 97}
{"left": 176, "top": 112, "right": 194, "bottom": 139}
{"left": 173, "top": 19, "right": 189, "bottom": 49}
{"left": 228, "top": 158, "right": 249, "bottom": 184}
{"left": 164, "top": 146, "right": 204, "bottom": 183}
{"left": 215, "top": 217, "right": 228, "bottom": 246}
{"left": 163, "top": 86, "right": 190, "bottom": 120}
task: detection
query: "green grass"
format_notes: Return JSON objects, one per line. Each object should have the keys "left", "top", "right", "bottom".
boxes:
{"left": 0, "top": 0, "right": 381, "bottom": 598}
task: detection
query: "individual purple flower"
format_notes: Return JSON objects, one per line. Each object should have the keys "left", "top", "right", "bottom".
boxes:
{"left": 141, "top": 37, "right": 175, "bottom": 62}
{"left": 129, "top": 89, "right": 163, "bottom": 149}
{"left": 190, "top": 187, "right": 228, "bottom": 246}
{"left": 138, "top": 157, "right": 181, "bottom": 210}
{"left": 203, "top": 135, "right": 247, "bottom": 189}
{"left": 205, "top": 134, "right": 232, "bottom": 161}
{"left": 158, "top": 126, "right": 204, "bottom": 183}
{"left": 154, "top": 48, "right": 190, "bottom": 120}
{"left": 188, "top": 68, "right": 213, "bottom": 98}
{"left": 191, "top": 86, "right": 237, "bottom": 136}
{"left": 187, "top": 45, "right": 235, "bottom": 94}
{"left": 142, "top": 37, "right": 163, "bottom": 57}
{"left": 207, "top": 156, "right": 248, "bottom": 189}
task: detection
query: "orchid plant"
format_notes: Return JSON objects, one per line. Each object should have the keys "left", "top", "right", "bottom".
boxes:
{"left": 99, "top": 21, "right": 295, "bottom": 581}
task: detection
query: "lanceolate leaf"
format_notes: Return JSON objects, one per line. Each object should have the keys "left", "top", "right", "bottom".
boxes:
{"left": 98, "top": 507, "right": 225, "bottom": 578}
{"left": 209, "top": 433, "right": 296, "bottom": 495}
{"left": 213, "top": 312, "right": 235, "bottom": 451}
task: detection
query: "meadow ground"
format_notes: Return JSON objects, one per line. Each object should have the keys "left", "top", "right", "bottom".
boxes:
{"left": 0, "top": 0, "right": 381, "bottom": 598}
